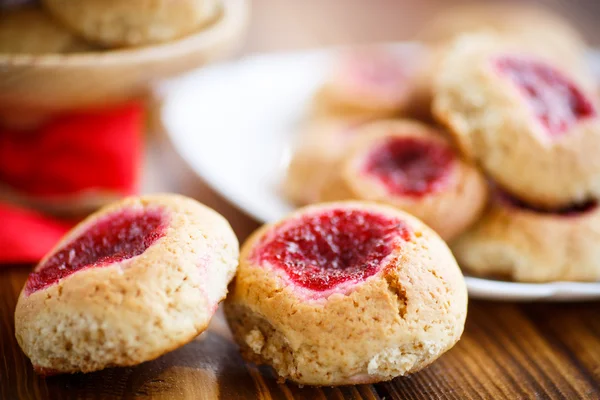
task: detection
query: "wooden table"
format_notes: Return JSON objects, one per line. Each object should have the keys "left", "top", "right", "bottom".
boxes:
{"left": 2, "top": 132, "right": 600, "bottom": 399}
{"left": 2, "top": 1, "right": 600, "bottom": 398}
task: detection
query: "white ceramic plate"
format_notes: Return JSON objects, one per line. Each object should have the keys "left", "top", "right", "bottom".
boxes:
{"left": 159, "top": 44, "right": 600, "bottom": 301}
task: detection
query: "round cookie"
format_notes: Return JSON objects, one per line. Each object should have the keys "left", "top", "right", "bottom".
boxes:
{"left": 433, "top": 33, "right": 600, "bottom": 209}
{"left": 319, "top": 120, "right": 487, "bottom": 241}
{"left": 416, "top": 3, "right": 588, "bottom": 74}
{"left": 225, "top": 201, "right": 467, "bottom": 386}
{"left": 283, "top": 117, "right": 370, "bottom": 206}
{"left": 313, "top": 45, "right": 427, "bottom": 118}
{"left": 41, "top": 0, "right": 221, "bottom": 47}
{"left": 452, "top": 192, "right": 600, "bottom": 282}
{"left": 15, "top": 194, "right": 239, "bottom": 375}
{"left": 0, "top": 5, "right": 89, "bottom": 54}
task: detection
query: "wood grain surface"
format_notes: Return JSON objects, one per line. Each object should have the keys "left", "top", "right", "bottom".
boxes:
{"left": 2, "top": 262, "right": 599, "bottom": 399}
{"left": 2, "top": 0, "right": 600, "bottom": 399}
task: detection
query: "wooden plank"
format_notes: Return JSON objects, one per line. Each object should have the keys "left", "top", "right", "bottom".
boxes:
{"left": 381, "top": 302, "right": 600, "bottom": 399}
{"left": 2, "top": 267, "right": 599, "bottom": 399}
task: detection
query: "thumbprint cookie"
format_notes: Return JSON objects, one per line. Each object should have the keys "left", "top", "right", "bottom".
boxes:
{"left": 452, "top": 191, "right": 600, "bottom": 282}
{"left": 42, "top": 0, "right": 221, "bottom": 47}
{"left": 225, "top": 202, "right": 467, "bottom": 386}
{"left": 319, "top": 120, "right": 487, "bottom": 241}
{"left": 283, "top": 117, "right": 369, "bottom": 206}
{"left": 433, "top": 34, "right": 600, "bottom": 209}
{"left": 15, "top": 194, "right": 238, "bottom": 375}
{"left": 313, "top": 45, "right": 427, "bottom": 118}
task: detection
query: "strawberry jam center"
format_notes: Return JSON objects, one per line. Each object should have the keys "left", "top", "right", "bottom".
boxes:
{"left": 495, "top": 56, "right": 595, "bottom": 136}
{"left": 251, "top": 208, "right": 410, "bottom": 292}
{"left": 25, "top": 207, "right": 168, "bottom": 295}
{"left": 363, "top": 137, "right": 454, "bottom": 197}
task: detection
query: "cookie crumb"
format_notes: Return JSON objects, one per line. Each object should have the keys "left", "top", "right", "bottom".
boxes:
{"left": 245, "top": 329, "right": 265, "bottom": 354}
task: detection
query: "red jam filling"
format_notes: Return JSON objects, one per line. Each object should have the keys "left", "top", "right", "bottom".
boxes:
{"left": 251, "top": 208, "right": 410, "bottom": 292}
{"left": 25, "top": 207, "right": 168, "bottom": 295}
{"left": 363, "top": 137, "right": 454, "bottom": 197}
{"left": 495, "top": 56, "right": 596, "bottom": 136}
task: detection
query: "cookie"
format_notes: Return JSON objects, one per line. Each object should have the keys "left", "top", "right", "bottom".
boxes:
{"left": 416, "top": 3, "right": 588, "bottom": 75}
{"left": 433, "top": 33, "right": 600, "bottom": 209}
{"left": 319, "top": 120, "right": 487, "bottom": 241}
{"left": 225, "top": 201, "right": 467, "bottom": 386}
{"left": 283, "top": 117, "right": 370, "bottom": 206}
{"left": 41, "top": 0, "right": 221, "bottom": 47}
{"left": 15, "top": 194, "right": 239, "bottom": 374}
{"left": 452, "top": 191, "right": 600, "bottom": 282}
{"left": 313, "top": 45, "right": 427, "bottom": 118}
{"left": 0, "top": 5, "right": 89, "bottom": 54}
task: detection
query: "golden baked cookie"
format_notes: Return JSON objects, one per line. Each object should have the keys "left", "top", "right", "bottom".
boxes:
{"left": 225, "top": 201, "right": 467, "bottom": 386}
{"left": 417, "top": 3, "right": 588, "bottom": 73}
{"left": 452, "top": 192, "right": 600, "bottom": 282}
{"left": 0, "top": 5, "right": 89, "bottom": 54}
{"left": 15, "top": 194, "right": 239, "bottom": 375}
{"left": 41, "top": 0, "right": 221, "bottom": 47}
{"left": 319, "top": 120, "right": 487, "bottom": 241}
{"left": 283, "top": 117, "right": 370, "bottom": 206}
{"left": 433, "top": 34, "right": 600, "bottom": 209}
{"left": 313, "top": 45, "right": 427, "bottom": 118}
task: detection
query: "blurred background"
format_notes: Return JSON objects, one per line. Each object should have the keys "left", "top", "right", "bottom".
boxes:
{"left": 246, "top": 0, "right": 600, "bottom": 50}
{"left": 1, "top": 0, "right": 600, "bottom": 248}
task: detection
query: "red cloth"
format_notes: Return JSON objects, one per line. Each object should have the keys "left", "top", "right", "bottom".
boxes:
{"left": 0, "top": 203, "right": 72, "bottom": 263}
{"left": 0, "top": 103, "right": 143, "bottom": 264}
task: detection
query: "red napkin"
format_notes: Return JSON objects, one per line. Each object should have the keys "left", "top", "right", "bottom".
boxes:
{"left": 0, "top": 103, "right": 144, "bottom": 264}
{"left": 0, "top": 203, "right": 72, "bottom": 264}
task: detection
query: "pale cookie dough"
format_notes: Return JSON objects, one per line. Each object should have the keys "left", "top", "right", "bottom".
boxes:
{"left": 15, "top": 194, "right": 239, "bottom": 375}
{"left": 225, "top": 201, "right": 467, "bottom": 386}
{"left": 41, "top": 0, "right": 221, "bottom": 47}
{"left": 313, "top": 45, "right": 427, "bottom": 118}
{"left": 433, "top": 33, "right": 600, "bottom": 209}
{"left": 452, "top": 193, "right": 600, "bottom": 282}
{"left": 283, "top": 117, "right": 370, "bottom": 206}
{"left": 320, "top": 120, "right": 487, "bottom": 241}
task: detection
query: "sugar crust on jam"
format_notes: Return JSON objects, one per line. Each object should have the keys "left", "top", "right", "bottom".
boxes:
{"left": 495, "top": 56, "right": 596, "bottom": 136}
{"left": 363, "top": 137, "right": 454, "bottom": 197}
{"left": 25, "top": 207, "right": 168, "bottom": 295}
{"left": 250, "top": 208, "right": 410, "bottom": 292}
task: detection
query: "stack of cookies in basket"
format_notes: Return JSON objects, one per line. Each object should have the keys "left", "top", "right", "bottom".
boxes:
{"left": 0, "top": 0, "right": 222, "bottom": 54}
{"left": 283, "top": 3, "right": 600, "bottom": 283}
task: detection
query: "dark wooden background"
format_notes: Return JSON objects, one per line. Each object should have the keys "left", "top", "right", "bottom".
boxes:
{"left": 2, "top": 0, "right": 600, "bottom": 398}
